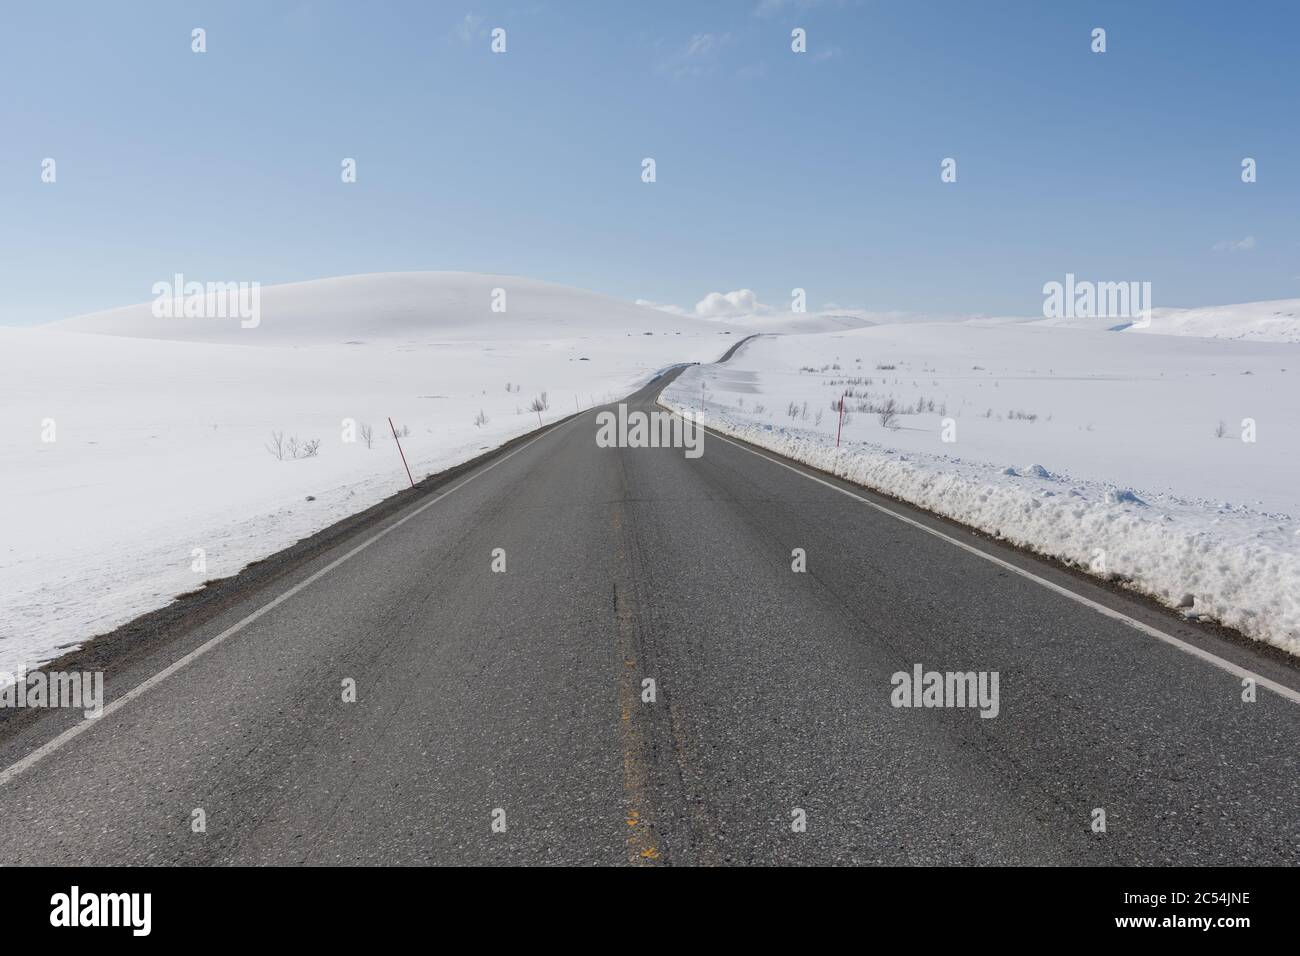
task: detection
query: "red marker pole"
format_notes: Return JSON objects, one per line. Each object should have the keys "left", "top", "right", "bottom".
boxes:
{"left": 389, "top": 416, "right": 415, "bottom": 488}
{"left": 836, "top": 392, "right": 846, "bottom": 448}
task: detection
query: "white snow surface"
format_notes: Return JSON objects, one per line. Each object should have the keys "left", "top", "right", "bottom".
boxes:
{"left": 48, "top": 271, "right": 729, "bottom": 345}
{"left": 1037, "top": 297, "right": 1300, "bottom": 343}
{"left": 8, "top": 277, "right": 1300, "bottom": 670}
{"left": 1, "top": 273, "right": 744, "bottom": 673}
{"left": 1132, "top": 299, "right": 1300, "bottom": 343}
{"left": 661, "top": 322, "right": 1300, "bottom": 656}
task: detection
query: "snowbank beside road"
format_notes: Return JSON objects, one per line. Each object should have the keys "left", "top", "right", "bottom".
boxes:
{"left": 0, "top": 273, "right": 743, "bottom": 674}
{"left": 661, "top": 326, "right": 1300, "bottom": 656}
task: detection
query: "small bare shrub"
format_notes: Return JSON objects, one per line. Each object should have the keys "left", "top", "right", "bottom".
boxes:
{"left": 878, "top": 398, "right": 899, "bottom": 429}
{"left": 266, "top": 431, "right": 320, "bottom": 460}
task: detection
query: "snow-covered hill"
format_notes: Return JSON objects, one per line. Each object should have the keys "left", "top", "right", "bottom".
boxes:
{"left": 1037, "top": 297, "right": 1300, "bottom": 343}
{"left": 49, "top": 271, "right": 726, "bottom": 344}
{"left": 1, "top": 273, "right": 742, "bottom": 674}
{"left": 1131, "top": 299, "right": 1300, "bottom": 343}
{"left": 705, "top": 311, "right": 880, "bottom": 335}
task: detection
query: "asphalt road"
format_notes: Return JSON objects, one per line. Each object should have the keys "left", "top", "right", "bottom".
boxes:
{"left": 1, "top": 365, "right": 1297, "bottom": 866}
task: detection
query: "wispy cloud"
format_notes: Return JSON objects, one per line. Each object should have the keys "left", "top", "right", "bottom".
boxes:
{"left": 685, "top": 33, "right": 720, "bottom": 56}
{"left": 635, "top": 298, "right": 690, "bottom": 316}
{"left": 1212, "top": 236, "right": 1257, "bottom": 253}
{"left": 656, "top": 32, "right": 733, "bottom": 78}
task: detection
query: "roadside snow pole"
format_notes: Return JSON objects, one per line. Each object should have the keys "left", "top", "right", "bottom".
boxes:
{"left": 836, "top": 391, "right": 846, "bottom": 448}
{"left": 389, "top": 416, "right": 415, "bottom": 488}
{"left": 700, "top": 379, "right": 706, "bottom": 419}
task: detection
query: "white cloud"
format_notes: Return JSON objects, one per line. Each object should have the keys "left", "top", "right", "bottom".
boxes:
{"left": 635, "top": 298, "right": 690, "bottom": 316}
{"left": 685, "top": 33, "right": 720, "bottom": 56}
{"left": 1212, "top": 236, "right": 1256, "bottom": 253}
{"left": 694, "top": 289, "right": 770, "bottom": 318}
{"left": 657, "top": 32, "right": 732, "bottom": 78}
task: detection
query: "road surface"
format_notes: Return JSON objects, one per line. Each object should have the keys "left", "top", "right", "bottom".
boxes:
{"left": 1, "top": 365, "right": 1297, "bottom": 865}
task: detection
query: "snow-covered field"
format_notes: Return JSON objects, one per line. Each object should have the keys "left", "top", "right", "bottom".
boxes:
{"left": 1042, "top": 297, "right": 1300, "bottom": 343}
{"left": 7, "top": 274, "right": 1299, "bottom": 672}
{"left": 661, "top": 314, "right": 1300, "bottom": 655}
{"left": 0, "top": 273, "right": 743, "bottom": 673}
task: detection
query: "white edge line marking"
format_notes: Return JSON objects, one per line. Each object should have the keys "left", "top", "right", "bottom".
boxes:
{"left": 0, "top": 420, "right": 575, "bottom": 788}
{"left": 664, "top": 401, "right": 1300, "bottom": 707}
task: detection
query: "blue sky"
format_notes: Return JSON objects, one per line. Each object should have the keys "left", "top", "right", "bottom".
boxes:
{"left": 1, "top": 0, "right": 1296, "bottom": 324}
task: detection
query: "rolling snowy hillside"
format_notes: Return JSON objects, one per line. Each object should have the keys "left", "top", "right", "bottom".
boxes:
{"left": 1131, "top": 299, "right": 1300, "bottom": 343}
{"left": 1037, "top": 297, "right": 1300, "bottom": 343}
{"left": 49, "top": 271, "right": 731, "bottom": 343}
{"left": 1, "top": 274, "right": 743, "bottom": 673}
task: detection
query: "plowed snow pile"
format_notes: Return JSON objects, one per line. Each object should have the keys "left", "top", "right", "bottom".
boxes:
{"left": 662, "top": 317, "right": 1300, "bottom": 655}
